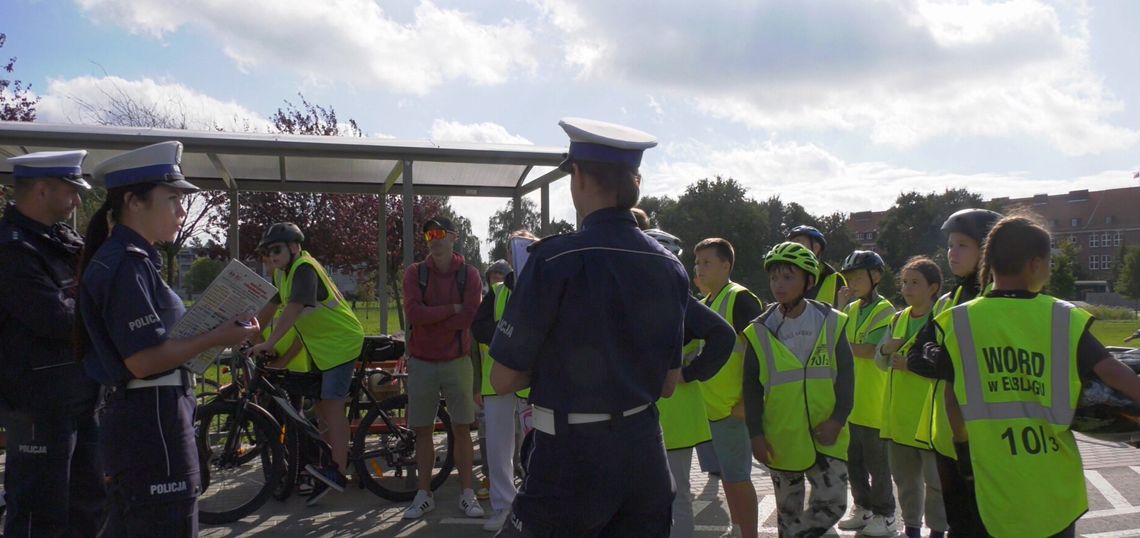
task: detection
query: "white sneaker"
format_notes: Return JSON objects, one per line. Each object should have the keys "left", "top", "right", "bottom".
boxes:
{"left": 861, "top": 514, "right": 898, "bottom": 537}
{"left": 483, "top": 509, "right": 510, "bottom": 532}
{"left": 718, "top": 524, "right": 742, "bottom": 538}
{"left": 403, "top": 490, "right": 435, "bottom": 519}
{"left": 460, "top": 489, "right": 486, "bottom": 518}
{"left": 838, "top": 506, "right": 872, "bottom": 530}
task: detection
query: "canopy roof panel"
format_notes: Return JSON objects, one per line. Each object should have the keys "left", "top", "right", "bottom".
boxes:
{"left": 0, "top": 122, "right": 567, "bottom": 196}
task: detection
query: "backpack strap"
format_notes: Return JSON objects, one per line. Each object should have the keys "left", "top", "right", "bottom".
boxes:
{"left": 418, "top": 261, "right": 429, "bottom": 298}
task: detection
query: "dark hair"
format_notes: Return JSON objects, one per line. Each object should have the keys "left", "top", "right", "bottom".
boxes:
{"left": 900, "top": 255, "right": 942, "bottom": 300}
{"left": 75, "top": 183, "right": 159, "bottom": 360}
{"left": 629, "top": 207, "right": 650, "bottom": 230}
{"left": 979, "top": 212, "right": 1051, "bottom": 286}
{"left": 768, "top": 261, "right": 816, "bottom": 292}
{"left": 575, "top": 160, "right": 641, "bottom": 210}
{"left": 694, "top": 238, "right": 735, "bottom": 269}
{"left": 511, "top": 229, "right": 539, "bottom": 241}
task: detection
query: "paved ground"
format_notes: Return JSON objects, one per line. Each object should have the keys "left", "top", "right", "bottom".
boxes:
{"left": 2, "top": 434, "right": 1139, "bottom": 537}
{"left": 185, "top": 434, "right": 1140, "bottom": 537}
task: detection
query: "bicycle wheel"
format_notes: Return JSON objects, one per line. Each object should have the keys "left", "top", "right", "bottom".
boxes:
{"left": 351, "top": 393, "right": 455, "bottom": 502}
{"left": 271, "top": 400, "right": 302, "bottom": 501}
{"left": 196, "top": 400, "right": 283, "bottom": 524}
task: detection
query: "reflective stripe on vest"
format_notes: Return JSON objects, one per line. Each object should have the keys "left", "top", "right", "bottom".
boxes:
{"left": 919, "top": 286, "right": 968, "bottom": 458}
{"left": 658, "top": 340, "right": 712, "bottom": 450}
{"left": 480, "top": 283, "right": 530, "bottom": 399}
{"left": 276, "top": 252, "right": 365, "bottom": 370}
{"left": 943, "top": 296, "right": 1087, "bottom": 538}
{"left": 845, "top": 297, "right": 894, "bottom": 428}
{"left": 744, "top": 303, "right": 850, "bottom": 472}
{"left": 701, "top": 281, "right": 757, "bottom": 421}
{"left": 881, "top": 307, "right": 934, "bottom": 448}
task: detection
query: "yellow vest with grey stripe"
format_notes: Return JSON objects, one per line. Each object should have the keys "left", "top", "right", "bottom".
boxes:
{"left": 844, "top": 297, "right": 895, "bottom": 428}
{"left": 880, "top": 308, "right": 934, "bottom": 448}
{"left": 937, "top": 295, "right": 1088, "bottom": 538}
{"left": 479, "top": 282, "right": 530, "bottom": 399}
{"left": 657, "top": 340, "right": 712, "bottom": 450}
{"left": 814, "top": 271, "right": 846, "bottom": 309}
{"left": 742, "top": 301, "right": 851, "bottom": 472}
{"left": 917, "top": 284, "right": 991, "bottom": 458}
{"left": 275, "top": 251, "right": 364, "bottom": 370}
{"left": 262, "top": 309, "right": 315, "bottom": 373}
{"left": 701, "top": 281, "right": 761, "bottom": 421}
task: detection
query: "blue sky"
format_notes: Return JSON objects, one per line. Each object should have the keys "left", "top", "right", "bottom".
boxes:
{"left": 6, "top": 0, "right": 1140, "bottom": 249}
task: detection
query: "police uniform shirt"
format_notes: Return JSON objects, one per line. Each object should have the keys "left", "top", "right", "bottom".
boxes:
{"left": 0, "top": 204, "right": 95, "bottom": 410}
{"left": 80, "top": 225, "right": 185, "bottom": 386}
{"left": 489, "top": 207, "right": 690, "bottom": 413}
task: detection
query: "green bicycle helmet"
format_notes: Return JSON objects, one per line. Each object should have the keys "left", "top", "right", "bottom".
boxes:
{"left": 764, "top": 241, "right": 821, "bottom": 280}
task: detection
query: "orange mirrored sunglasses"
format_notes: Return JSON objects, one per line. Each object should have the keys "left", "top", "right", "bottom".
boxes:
{"left": 424, "top": 228, "right": 448, "bottom": 241}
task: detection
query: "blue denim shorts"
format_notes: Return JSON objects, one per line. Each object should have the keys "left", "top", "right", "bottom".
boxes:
{"left": 320, "top": 360, "right": 355, "bottom": 400}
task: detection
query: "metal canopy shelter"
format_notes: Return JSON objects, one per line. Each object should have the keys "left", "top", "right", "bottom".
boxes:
{"left": 0, "top": 121, "right": 569, "bottom": 331}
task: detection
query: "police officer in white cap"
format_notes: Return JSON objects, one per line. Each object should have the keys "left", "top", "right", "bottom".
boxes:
{"left": 76, "top": 141, "right": 259, "bottom": 535}
{"left": 489, "top": 118, "right": 691, "bottom": 536}
{"left": 0, "top": 150, "right": 106, "bottom": 537}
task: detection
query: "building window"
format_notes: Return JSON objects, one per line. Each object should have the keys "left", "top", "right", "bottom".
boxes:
{"left": 1050, "top": 237, "right": 1057, "bottom": 248}
{"left": 1090, "top": 256, "right": 1099, "bottom": 271}
{"left": 1071, "top": 218, "right": 1081, "bottom": 227}
{"left": 1090, "top": 234, "right": 1099, "bottom": 248}
{"left": 1106, "top": 215, "right": 1115, "bottom": 225}
{"left": 1115, "top": 232, "right": 1122, "bottom": 247}
{"left": 1103, "top": 255, "right": 1112, "bottom": 269}
{"left": 1102, "top": 232, "right": 1112, "bottom": 246}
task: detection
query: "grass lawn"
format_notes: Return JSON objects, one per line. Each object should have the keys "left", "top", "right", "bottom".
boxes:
{"left": 350, "top": 301, "right": 405, "bottom": 335}
{"left": 1090, "top": 319, "right": 1140, "bottom": 347}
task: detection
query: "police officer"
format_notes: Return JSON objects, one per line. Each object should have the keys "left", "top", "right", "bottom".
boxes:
{"left": 489, "top": 118, "right": 691, "bottom": 536}
{"left": 76, "top": 141, "right": 259, "bottom": 536}
{"left": 0, "top": 150, "right": 105, "bottom": 537}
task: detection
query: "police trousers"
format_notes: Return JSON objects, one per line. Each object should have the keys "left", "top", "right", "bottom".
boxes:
{"left": 496, "top": 405, "right": 673, "bottom": 537}
{"left": 2, "top": 409, "right": 105, "bottom": 538}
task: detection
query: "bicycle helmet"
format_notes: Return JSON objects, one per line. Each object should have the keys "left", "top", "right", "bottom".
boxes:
{"left": 258, "top": 222, "right": 305, "bottom": 250}
{"left": 645, "top": 228, "right": 684, "bottom": 257}
{"left": 941, "top": 208, "right": 1002, "bottom": 245}
{"left": 840, "top": 250, "right": 886, "bottom": 273}
{"left": 486, "top": 259, "right": 513, "bottom": 277}
{"left": 763, "top": 241, "right": 821, "bottom": 280}
{"left": 787, "top": 225, "right": 827, "bottom": 253}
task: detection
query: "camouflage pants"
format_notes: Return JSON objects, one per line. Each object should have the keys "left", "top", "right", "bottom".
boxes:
{"left": 769, "top": 457, "right": 848, "bottom": 538}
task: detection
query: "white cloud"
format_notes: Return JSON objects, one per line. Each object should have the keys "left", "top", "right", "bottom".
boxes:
{"left": 645, "top": 139, "right": 1138, "bottom": 216}
{"left": 535, "top": 0, "right": 1139, "bottom": 155}
{"left": 37, "top": 76, "right": 272, "bottom": 132}
{"left": 77, "top": 0, "right": 538, "bottom": 95}
{"left": 429, "top": 119, "right": 532, "bottom": 144}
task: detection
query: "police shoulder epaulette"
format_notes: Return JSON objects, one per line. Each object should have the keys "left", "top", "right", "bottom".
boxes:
{"left": 125, "top": 244, "right": 150, "bottom": 257}
{"left": 526, "top": 232, "right": 571, "bottom": 253}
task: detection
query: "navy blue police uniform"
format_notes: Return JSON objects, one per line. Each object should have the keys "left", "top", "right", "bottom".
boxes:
{"left": 490, "top": 118, "right": 690, "bottom": 537}
{"left": 0, "top": 150, "right": 105, "bottom": 537}
{"left": 78, "top": 141, "right": 202, "bottom": 536}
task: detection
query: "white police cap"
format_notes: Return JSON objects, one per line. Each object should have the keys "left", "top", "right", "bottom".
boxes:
{"left": 93, "top": 141, "right": 198, "bottom": 192}
{"left": 558, "top": 117, "right": 657, "bottom": 171}
{"left": 7, "top": 150, "right": 91, "bottom": 189}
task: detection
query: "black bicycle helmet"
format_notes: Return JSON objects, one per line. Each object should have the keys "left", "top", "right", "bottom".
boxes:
{"left": 645, "top": 228, "right": 684, "bottom": 257}
{"left": 787, "top": 225, "right": 827, "bottom": 253}
{"left": 840, "top": 250, "right": 885, "bottom": 273}
{"left": 941, "top": 208, "right": 1002, "bottom": 246}
{"left": 258, "top": 222, "right": 305, "bottom": 250}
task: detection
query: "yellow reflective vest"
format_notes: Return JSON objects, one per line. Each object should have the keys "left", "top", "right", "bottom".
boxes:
{"left": 274, "top": 251, "right": 364, "bottom": 370}
{"left": 262, "top": 309, "right": 314, "bottom": 373}
{"left": 701, "top": 281, "right": 761, "bottom": 421}
{"left": 657, "top": 340, "right": 712, "bottom": 450}
{"left": 879, "top": 307, "right": 934, "bottom": 448}
{"left": 844, "top": 296, "right": 894, "bottom": 428}
{"left": 479, "top": 282, "right": 530, "bottom": 399}
{"left": 742, "top": 301, "right": 851, "bottom": 472}
{"left": 814, "top": 269, "right": 846, "bottom": 309}
{"left": 937, "top": 294, "right": 1088, "bottom": 538}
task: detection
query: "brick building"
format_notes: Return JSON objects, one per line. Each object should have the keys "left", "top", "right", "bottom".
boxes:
{"left": 842, "top": 185, "right": 1140, "bottom": 284}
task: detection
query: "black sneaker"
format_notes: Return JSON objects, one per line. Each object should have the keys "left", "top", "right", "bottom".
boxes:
{"left": 303, "top": 463, "right": 346, "bottom": 506}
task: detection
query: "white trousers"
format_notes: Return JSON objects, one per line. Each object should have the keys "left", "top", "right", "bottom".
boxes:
{"left": 667, "top": 447, "right": 694, "bottom": 538}
{"left": 483, "top": 393, "right": 524, "bottom": 512}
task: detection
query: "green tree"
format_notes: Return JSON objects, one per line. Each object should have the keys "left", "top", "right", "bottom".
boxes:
{"left": 186, "top": 257, "right": 226, "bottom": 295}
{"left": 437, "top": 202, "right": 484, "bottom": 269}
{"left": 486, "top": 197, "right": 573, "bottom": 262}
{"left": 653, "top": 177, "right": 772, "bottom": 297}
{"left": 0, "top": 33, "right": 39, "bottom": 206}
{"left": 1115, "top": 246, "right": 1140, "bottom": 300}
{"left": 1047, "top": 239, "right": 1080, "bottom": 300}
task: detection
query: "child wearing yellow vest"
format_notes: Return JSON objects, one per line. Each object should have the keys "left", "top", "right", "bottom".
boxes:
{"left": 935, "top": 214, "right": 1140, "bottom": 537}
{"left": 744, "top": 242, "right": 854, "bottom": 538}
{"left": 875, "top": 257, "right": 946, "bottom": 538}
{"left": 837, "top": 250, "right": 896, "bottom": 536}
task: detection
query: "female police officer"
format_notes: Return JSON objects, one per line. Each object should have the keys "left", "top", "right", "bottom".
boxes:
{"left": 77, "top": 141, "right": 259, "bottom": 536}
{"left": 489, "top": 118, "right": 691, "bottom": 537}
